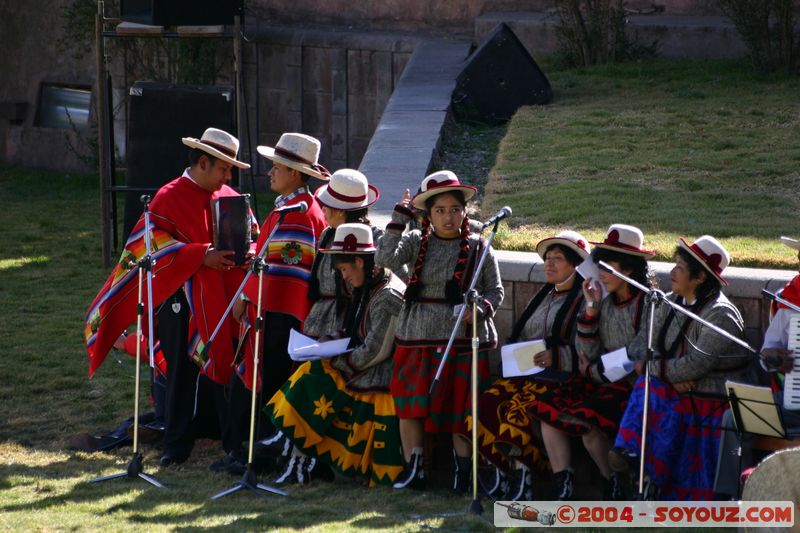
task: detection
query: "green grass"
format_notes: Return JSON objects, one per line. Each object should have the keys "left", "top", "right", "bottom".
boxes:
{"left": 0, "top": 166, "right": 494, "bottom": 532}
{"left": 480, "top": 58, "right": 800, "bottom": 268}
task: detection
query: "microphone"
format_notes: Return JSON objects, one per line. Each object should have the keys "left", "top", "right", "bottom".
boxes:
{"left": 481, "top": 206, "right": 512, "bottom": 229}
{"left": 275, "top": 201, "right": 308, "bottom": 214}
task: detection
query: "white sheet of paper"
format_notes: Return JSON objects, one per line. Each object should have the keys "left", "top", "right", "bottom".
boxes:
{"left": 288, "top": 329, "right": 351, "bottom": 361}
{"left": 601, "top": 347, "right": 634, "bottom": 382}
{"left": 577, "top": 257, "right": 609, "bottom": 298}
{"left": 501, "top": 339, "right": 547, "bottom": 378}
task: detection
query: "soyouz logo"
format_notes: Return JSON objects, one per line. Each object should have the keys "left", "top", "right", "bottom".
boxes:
{"left": 493, "top": 501, "right": 795, "bottom": 528}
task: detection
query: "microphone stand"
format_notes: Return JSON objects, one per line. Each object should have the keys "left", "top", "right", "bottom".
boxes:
{"left": 202, "top": 210, "right": 292, "bottom": 361}
{"left": 598, "top": 261, "right": 757, "bottom": 499}
{"left": 91, "top": 195, "right": 165, "bottom": 488}
{"left": 211, "top": 216, "right": 289, "bottom": 501}
{"left": 430, "top": 217, "right": 503, "bottom": 515}
{"left": 762, "top": 289, "right": 800, "bottom": 314}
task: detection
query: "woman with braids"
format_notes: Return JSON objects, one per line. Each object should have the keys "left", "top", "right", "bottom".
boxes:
{"left": 529, "top": 224, "right": 655, "bottom": 501}
{"left": 375, "top": 170, "right": 504, "bottom": 493}
{"left": 264, "top": 224, "right": 406, "bottom": 485}
{"left": 609, "top": 235, "right": 756, "bottom": 500}
{"left": 473, "top": 230, "right": 589, "bottom": 502}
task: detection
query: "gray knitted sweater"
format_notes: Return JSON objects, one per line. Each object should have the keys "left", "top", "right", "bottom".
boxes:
{"left": 576, "top": 292, "right": 647, "bottom": 383}
{"left": 628, "top": 291, "right": 757, "bottom": 394}
{"left": 329, "top": 269, "right": 406, "bottom": 390}
{"left": 375, "top": 206, "right": 504, "bottom": 350}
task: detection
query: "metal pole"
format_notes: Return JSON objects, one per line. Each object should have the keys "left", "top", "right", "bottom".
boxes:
{"left": 96, "top": 1, "right": 112, "bottom": 267}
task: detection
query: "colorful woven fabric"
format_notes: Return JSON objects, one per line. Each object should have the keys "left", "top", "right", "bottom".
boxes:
{"left": 266, "top": 360, "right": 403, "bottom": 486}
{"left": 391, "top": 346, "right": 489, "bottom": 434}
{"left": 85, "top": 176, "right": 245, "bottom": 384}
{"left": 614, "top": 374, "right": 727, "bottom": 500}
{"left": 470, "top": 377, "right": 553, "bottom": 474}
{"left": 531, "top": 375, "right": 631, "bottom": 438}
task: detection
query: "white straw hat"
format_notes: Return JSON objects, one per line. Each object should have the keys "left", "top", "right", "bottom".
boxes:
{"left": 678, "top": 235, "right": 731, "bottom": 286}
{"left": 591, "top": 224, "right": 655, "bottom": 258}
{"left": 411, "top": 170, "right": 476, "bottom": 210}
{"left": 181, "top": 127, "right": 250, "bottom": 169}
{"left": 316, "top": 168, "right": 379, "bottom": 211}
{"left": 257, "top": 132, "right": 330, "bottom": 180}
{"left": 320, "top": 223, "right": 376, "bottom": 254}
{"left": 536, "top": 230, "right": 591, "bottom": 260}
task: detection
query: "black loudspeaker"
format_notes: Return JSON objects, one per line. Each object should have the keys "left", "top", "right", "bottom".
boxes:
{"left": 123, "top": 81, "right": 235, "bottom": 242}
{"left": 120, "top": 0, "right": 243, "bottom": 26}
{"left": 453, "top": 23, "right": 553, "bottom": 124}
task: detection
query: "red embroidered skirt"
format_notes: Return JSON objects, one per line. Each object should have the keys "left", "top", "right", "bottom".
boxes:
{"left": 530, "top": 375, "right": 632, "bottom": 438}
{"left": 390, "top": 345, "right": 489, "bottom": 433}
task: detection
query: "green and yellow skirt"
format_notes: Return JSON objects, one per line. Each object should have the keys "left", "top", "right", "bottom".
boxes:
{"left": 265, "top": 359, "right": 403, "bottom": 486}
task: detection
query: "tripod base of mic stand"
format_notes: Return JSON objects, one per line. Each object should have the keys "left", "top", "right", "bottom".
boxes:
{"left": 210, "top": 464, "right": 289, "bottom": 500}
{"left": 89, "top": 452, "right": 166, "bottom": 488}
{"left": 468, "top": 498, "right": 484, "bottom": 515}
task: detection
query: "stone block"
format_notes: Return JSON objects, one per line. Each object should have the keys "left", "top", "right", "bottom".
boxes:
{"left": 496, "top": 250, "right": 536, "bottom": 282}
{"left": 514, "top": 282, "right": 543, "bottom": 319}
{"left": 302, "top": 92, "right": 332, "bottom": 136}
{"left": 500, "top": 280, "right": 514, "bottom": 310}
{"left": 302, "top": 46, "right": 334, "bottom": 94}
{"left": 258, "top": 43, "right": 301, "bottom": 88}
{"left": 330, "top": 114, "right": 348, "bottom": 167}
{"left": 494, "top": 308, "right": 514, "bottom": 351}
{"left": 258, "top": 89, "right": 298, "bottom": 134}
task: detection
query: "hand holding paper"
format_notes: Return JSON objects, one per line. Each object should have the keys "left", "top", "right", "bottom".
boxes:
{"left": 501, "top": 339, "right": 547, "bottom": 378}
{"left": 288, "top": 329, "right": 352, "bottom": 362}
{"left": 600, "top": 347, "right": 634, "bottom": 382}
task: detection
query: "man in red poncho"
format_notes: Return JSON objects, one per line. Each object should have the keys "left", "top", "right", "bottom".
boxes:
{"left": 85, "top": 127, "right": 253, "bottom": 466}
{"left": 209, "top": 133, "right": 328, "bottom": 474}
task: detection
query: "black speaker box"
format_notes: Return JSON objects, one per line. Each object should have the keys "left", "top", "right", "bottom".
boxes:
{"left": 123, "top": 81, "right": 235, "bottom": 242}
{"left": 453, "top": 23, "right": 553, "bottom": 124}
{"left": 120, "top": 0, "right": 243, "bottom": 26}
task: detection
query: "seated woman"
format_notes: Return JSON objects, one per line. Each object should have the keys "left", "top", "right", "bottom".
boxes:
{"left": 609, "top": 235, "right": 756, "bottom": 500}
{"left": 474, "top": 230, "right": 589, "bottom": 501}
{"left": 530, "top": 224, "right": 655, "bottom": 500}
{"left": 304, "top": 167, "right": 381, "bottom": 339}
{"left": 264, "top": 223, "right": 406, "bottom": 486}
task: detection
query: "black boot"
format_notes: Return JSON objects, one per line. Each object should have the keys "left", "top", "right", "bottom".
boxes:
{"left": 504, "top": 464, "right": 534, "bottom": 501}
{"left": 554, "top": 469, "right": 574, "bottom": 501}
{"left": 603, "top": 471, "right": 628, "bottom": 500}
{"left": 452, "top": 452, "right": 471, "bottom": 494}
{"left": 479, "top": 465, "right": 507, "bottom": 498}
{"left": 393, "top": 447, "right": 426, "bottom": 490}
{"left": 608, "top": 446, "right": 638, "bottom": 473}
{"left": 253, "top": 430, "right": 291, "bottom": 458}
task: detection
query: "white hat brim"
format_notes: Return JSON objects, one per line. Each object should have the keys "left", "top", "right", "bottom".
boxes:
{"left": 678, "top": 238, "right": 728, "bottom": 286}
{"left": 781, "top": 236, "right": 800, "bottom": 251}
{"left": 319, "top": 246, "right": 377, "bottom": 255}
{"left": 411, "top": 186, "right": 477, "bottom": 210}
{"left": 316, "top": 184, "right": 379, "bottom": 211}
{"left": 256, "top": 145, "right": 328, "bottom": 181}
{"left": 592, "top": 243, "right": 656, "bottom": 259}
{"left": 536, "top": 237, "right": 590, "bottom": 260}
{"left": 182, "top": 137, "right": 250, "bottom": 169}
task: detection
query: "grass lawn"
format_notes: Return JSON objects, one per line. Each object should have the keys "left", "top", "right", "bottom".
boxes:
{"left": 0, "top": 166, "right": 495, "bottom": 532}
{"left": 480, "top": 58, "right": 800, "bottom": 269}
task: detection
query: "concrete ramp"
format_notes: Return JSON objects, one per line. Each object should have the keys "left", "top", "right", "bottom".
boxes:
{"left": 358, "top": 40, "right": 471, "bottom": 216}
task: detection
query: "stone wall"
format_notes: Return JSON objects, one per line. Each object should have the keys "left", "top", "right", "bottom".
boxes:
{"left": 0, "top": 0, "right": 96, "bottom": 173}
{"left": 242, "top": 25, "right": 416, "bottom": 176}
{"left": 249, "top": 0, "right": 725, "bottom": 33}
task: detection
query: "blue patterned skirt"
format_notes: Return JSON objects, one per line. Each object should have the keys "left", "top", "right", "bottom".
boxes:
{"left": 614, "top": 375, "right": 728, "bottom": 500}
